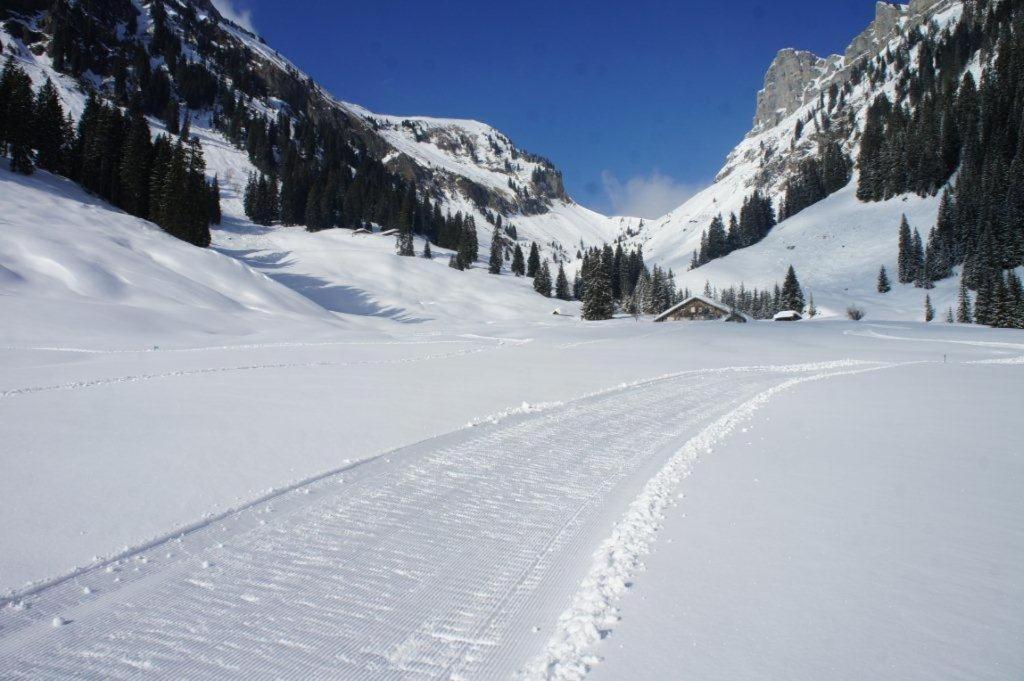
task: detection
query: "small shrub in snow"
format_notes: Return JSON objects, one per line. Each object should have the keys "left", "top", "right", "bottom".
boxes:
{"left": 846, "top": 305, "right": 865, "bottom": 321}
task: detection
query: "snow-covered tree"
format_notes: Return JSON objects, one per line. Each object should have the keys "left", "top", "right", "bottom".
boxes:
{"left": 780, "top": 265, "right": 805, "bottom": 311}
{"left": 877, "top": 266, "right": 891, "bottom": 293}
{"left": 533, "top": 261, "right": 552, "bottom": 297}
{"left": 554, "top": 263, "right": 571, "bottom": 300}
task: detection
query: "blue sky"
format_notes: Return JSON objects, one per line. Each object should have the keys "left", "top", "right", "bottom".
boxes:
{"left": 212, "top": 1, "right": 878, "bottom": 217}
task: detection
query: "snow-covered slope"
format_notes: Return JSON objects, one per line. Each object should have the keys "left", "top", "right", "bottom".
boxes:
{"left": 672, "top": 178, "right": 957, "bottom": 319}
{"left": 632, "top": 0, "right": 966, "bottom": 317}
{"left": 187, "top": 121, "right": 587, "bottom": 325}
{"left": 0, "top": 168, "right": 341, "bottom": 347}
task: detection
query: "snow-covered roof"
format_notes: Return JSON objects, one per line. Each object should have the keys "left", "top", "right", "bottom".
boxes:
{"left": 654, "top": 295, "right": 733, "bottom": 322}
{"left": 773, "top": 310, "right": 803, "bottom": 320}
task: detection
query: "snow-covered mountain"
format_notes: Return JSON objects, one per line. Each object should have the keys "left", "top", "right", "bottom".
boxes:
{"left": 0, "top": 0, "right": 636, "bottom": 261}
{"left": 0, "top": 0, "right": 1012, "bottom": 324}
{"left": 630, "top": 0, "right": 970, "bottom": 315}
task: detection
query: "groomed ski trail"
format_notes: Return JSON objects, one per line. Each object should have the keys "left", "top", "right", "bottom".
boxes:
{"left": 0, "top": 360, "right": 883, "bottom": 679}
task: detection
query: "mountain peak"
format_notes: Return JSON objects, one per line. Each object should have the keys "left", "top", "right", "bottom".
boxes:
{"left": 752, "top": 48, "right": 830, "bottom": 132}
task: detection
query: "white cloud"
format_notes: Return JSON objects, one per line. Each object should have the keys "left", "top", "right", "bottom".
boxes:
{"left": 212, "top": 0, "right": 255, "bottom": 33}
{"left": 600, "top": 170, "right": 706, "bottom": 219}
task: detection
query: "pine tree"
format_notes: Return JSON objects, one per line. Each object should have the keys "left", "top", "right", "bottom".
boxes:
{"left": 993, "top": 274, "right": 1013, "bottom": 329}
{"left": 533, "top": 261, "right": 552, "bottom": 297}
{"left": 956, "top": 278, "right": 972, "bottom": 323}
{"left": 807, "top": 291, "right": 817, "bottom": 318}
{"left": 396, "top": 190, "right": 415, "bottom": 256}
{"left": 649, "top": 266, "right": 670, "bottom": 314}
{"left": 448, "top": 253, "right": 463, "bottom": 270}
{"left": 208, "top": 176, "right": 221, "bottom": 225}
{"left": 877, "top": 265, "right": 891, "bottom": 293}
{"left": 945, "top": 307, "right": 954, "bottom": 323}
{"left": 897, "top": 215, "right": 914, "bottom": 283}
{"left": 1006, "top": 271, "right": 1024, "bottom": 329}
{"left": 703, "top": 214, "right": 728, "bottom": 261}
{"left": 924, "top": 294, "right": 935, "bottom": 322}
{"left": 396, "top": 226, "right": 414, "bottom": 256}
{"left": 1, "top": 58, "right": 35, "bottom": 174}
{"left": 780, "top": 265, "right": 805, "bottom": 311}
{"left": 974, "top": 274, "right": 993, "bottom": 325}
{"left": 422, "top": 240, "right": 433, "bottom": 259}
{"left": 526, "top": 242, "right": 540, "bottom": 278}
{"left": 554, "top": 263, "right": 571, "bottom": 300}
{"left": 118, "top": 103, "right": 153, "bottom": 218}
{"left": 912, "top": 229, "right": 927, "bottom": 288}
{"left": 33, "top": 78, "right": 66, "bottom": 173}
{"left": 511, "top": 243, "right": 525, "bottom": 276}
{"left": 581, "top": 256, "right": 614, "bottom": 320}
{"left": 163, "top": 98, "right": 180, "bottom": 135}
{"left": 628, "top": 270, "right": 651, "bottom": 316}
{"left": 488, "top": 226, "right": 503, "bottom": 274}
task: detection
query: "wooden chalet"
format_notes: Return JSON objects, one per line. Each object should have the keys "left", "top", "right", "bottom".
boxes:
{"left": 654, "top": 296, "right": 748, "bottom": 323}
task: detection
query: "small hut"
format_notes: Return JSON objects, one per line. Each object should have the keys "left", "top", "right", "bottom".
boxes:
{"left": 654, "top": 296, "right": 748, "bottom": 323}
{"left": 773, "top": 310, "right": 803, "bottom": 321}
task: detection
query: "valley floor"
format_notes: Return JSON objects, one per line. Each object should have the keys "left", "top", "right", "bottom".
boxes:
{"left": 1, "top": 319, "right": 1021, "bottom": 679}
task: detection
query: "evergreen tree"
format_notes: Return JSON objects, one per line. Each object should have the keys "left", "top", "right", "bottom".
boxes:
{"left": 533, "top": 261, "right": 552, "bottom": 297}
{"left": 632, "top": 269, "right": 653, "bottom": 316}
{"left": 526, "top": 242, "right": 540, "bottom": 278}
{"left": 422, "top": 240, "right": 433, "bottom": 259}
{"left": 780, "top": 265, "right": 805, "bottom": 311}
{"left": 581, "top": 255, "right": 614, "bottom": 320}
{"left": 554, "top": 263, "right": 571, "bottom": 300}
{"left": 208, "top": 175, "right": 221, "bottom": 225}
{"left": 163, "top": 98, "right": 180, "bottom": 135}
{"left": 897, "top": 215, "right": 914, "bottom": 283}
{"left": 912, "top": 229, "right": 926, "bottom": 287}
{"left": 1, "top": 58, "right": 35, "bottom": 174}
{"left": 33, "top": 78, "right": 66, "bottom": 173}
{"left": 946, "top": 307, "right": 955, "bottom": 323}
{"left": 456, "top": 217, "right": 478, "bottom": 267}
{"left": 488, "top": 226, "right": 503, "bottom": 274}
{"left": 702, "top": 214, "right": 728, "bottom": 262}
{"left": 448, "top": 253, "right": 463, "bottom": 270}
{"left": 396, "top": 225, "right": 415, "bottom": 256}
{"left": 118, "top": 102, "right": 153, "bottom": 218}
{"left": 924, "top": 294, "right": 935, "bottom": 322}
{"left": 649, "top": 266, "right": 670, "bottom": 314}
{"left": 511, "top": 243, "right": 525, "bottom": 276}
{"left": 396, "top": 190, "right": 415, "bottom": 256}
{"left": 877, "top": 265, "right": 892, "bottom": 293}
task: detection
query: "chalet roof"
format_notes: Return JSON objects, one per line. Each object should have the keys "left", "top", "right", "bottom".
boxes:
{"left": 773, "top": 310, "right": 803, "bottom": 320}
{"left": 653, "top": 295, "right": 733, "bottom": 322}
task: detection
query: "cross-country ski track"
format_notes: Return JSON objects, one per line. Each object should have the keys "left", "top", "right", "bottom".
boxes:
{"left": 1, "top": 360, "right": 894, "bottom": 679}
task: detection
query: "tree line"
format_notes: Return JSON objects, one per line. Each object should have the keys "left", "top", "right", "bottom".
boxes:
{"left": 0, "top": 57, "right": 218, "bottom": 246}
{"left": 861, "top": 0, "right": 1024, "bottom": 321}
{"left": 692, "top": 191, "right": 776, "bottom": 267}
{"left": 711, "top": 265, "right": 810, "bottom": 320}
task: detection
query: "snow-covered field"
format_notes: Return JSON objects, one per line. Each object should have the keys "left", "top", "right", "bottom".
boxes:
{"left": 2, "top": 314, "right": 1021, "bottom": 677}
{"left": 592, "top": 361, "right": 1023, "bottom": 681}
{"left": 2, "top": 160, "right": 1022, "bottom": 678}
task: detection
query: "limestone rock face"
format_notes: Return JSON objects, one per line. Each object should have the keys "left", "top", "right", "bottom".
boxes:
{"left": 844, "top": 2, "right": 903, "bottom": 63}
{"left": 910, "top": 0, "right": 947, "bottom": 16}
{"left": 752, "top": 48, "right": 827, "bottom": 132}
